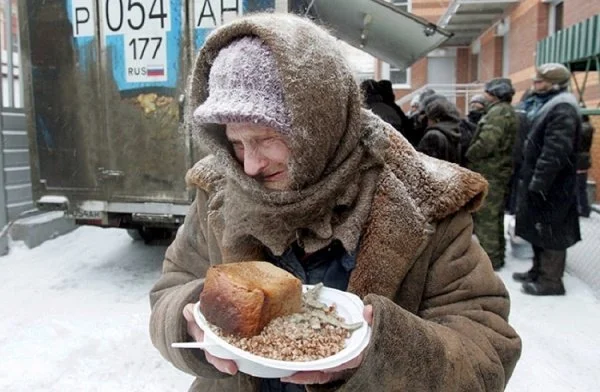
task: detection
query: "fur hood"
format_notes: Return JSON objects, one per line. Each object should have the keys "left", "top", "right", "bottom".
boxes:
{"left": 187, "top": 122, "right": 488, "bottom": 298}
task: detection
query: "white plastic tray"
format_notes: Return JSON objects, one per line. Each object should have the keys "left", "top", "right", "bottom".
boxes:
{"left": 174, "top": 285, "right": 371, "bottom": 378}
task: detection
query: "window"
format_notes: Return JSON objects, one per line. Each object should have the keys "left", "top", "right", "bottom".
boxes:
{"left": 382, "top": 63, "right": 411, "bottom": 88}
{"left": 548, "top": 0, "right": 564, "bottom": 35}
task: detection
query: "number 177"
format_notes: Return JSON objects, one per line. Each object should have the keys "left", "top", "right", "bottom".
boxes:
{"left": 128, "top": 37, "right": 162, "bottom": 60}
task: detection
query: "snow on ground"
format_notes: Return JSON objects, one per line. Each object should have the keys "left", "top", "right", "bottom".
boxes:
{"left": 0, "top": 227, "right": 193, "bottom": 392}
{"left": 1, "top": 221, "right": 599, "bottom": 391}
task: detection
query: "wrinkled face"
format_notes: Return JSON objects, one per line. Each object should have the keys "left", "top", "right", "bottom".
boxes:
{"left": 533, "top": 79, "right": 552, "bottom": 93}
{"left": 225, "top": 123, "right": 291, "bottom": 190}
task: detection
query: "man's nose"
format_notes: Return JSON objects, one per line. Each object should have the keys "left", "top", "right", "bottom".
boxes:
{"left": 243, "top": 147, "right": 268, "bottom": 177}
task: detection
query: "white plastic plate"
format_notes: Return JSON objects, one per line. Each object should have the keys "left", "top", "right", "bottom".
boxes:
{"left": 174, "top": 285, "right": 371, "bottom": 378}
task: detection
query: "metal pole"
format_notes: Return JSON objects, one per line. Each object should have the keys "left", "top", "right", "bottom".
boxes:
{"left": 4, "top": 0, "right": 14, "bottom": 108}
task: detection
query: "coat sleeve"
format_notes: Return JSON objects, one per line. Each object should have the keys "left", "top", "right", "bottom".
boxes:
{"left": 465, "top": 108, "right": 506, "bottom": 161}
{"left": 149, "top": 189, "right": 229, "bottom": 380}
{"left": 529, "top": 103, "right": 578, "bottom": 194}
{"left": 309, "top": 211, "right": 521, "bottom": 392}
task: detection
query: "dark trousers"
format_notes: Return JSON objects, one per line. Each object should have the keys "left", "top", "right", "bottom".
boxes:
{"left": 532, "top": 245, "right": 566, "bottom": 283}
{"left": 576, "top": 172, "right": 591, "bottom": 217}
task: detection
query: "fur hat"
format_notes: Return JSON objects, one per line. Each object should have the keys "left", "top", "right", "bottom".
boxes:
{"left": 484, "top": 78, "right": 515, "bottom": 102}
{"left": 193, "top": 36, "right": 291, "bottom": 132}
{"left": 534, "top": 63, "right": 571, "bottom": 88}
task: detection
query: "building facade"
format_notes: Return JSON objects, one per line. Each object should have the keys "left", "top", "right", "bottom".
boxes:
{"left": 354, "top": 0, "right": 600, "bottom": 200}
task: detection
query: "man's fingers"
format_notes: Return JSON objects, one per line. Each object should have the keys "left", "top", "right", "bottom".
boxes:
{"left": 183, "top": 303, "right": 204, "bottom": 342}
{"left": 363, "top": 304, "right": 374, "bottom": 325}
{"left": 281, "top": 371, "right": 332, "bottom": 384}
{"left": 205, "top": 352, "right": 238, "bottom": 375}
{"left": 183, "top": 303, "right": 195, "bottom": 321}
{"left": 322, "top": 352, "right": 364, "bottom": 373}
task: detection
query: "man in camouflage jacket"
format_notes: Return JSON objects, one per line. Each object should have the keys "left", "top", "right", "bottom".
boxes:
{"left": 466, "top": 78, "right": 518, "bottom": 270}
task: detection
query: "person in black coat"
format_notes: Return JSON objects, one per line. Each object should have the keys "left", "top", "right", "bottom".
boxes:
{"left": 505, "top": 88, "right": 535, "bottom": 214}
{"left": 360, "top": 79, "right": 412, "bottom": 140}
{"left": 416, "top": 94, "right": 462, "bottom": 164}
{"left": 576, "top": 115, "right": 595, "bottom": 217}
{"left": 513, "top": 63, "right": 582, "bottom": 296}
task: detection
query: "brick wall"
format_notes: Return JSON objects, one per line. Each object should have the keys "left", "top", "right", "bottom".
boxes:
{"left": 506, "top": 0, "right": 547, "bottom": 98}
{"left": 565, "top": 1, "right": 600, "bottom": 193}
{"left": 411, "top": 0, "right": 450, "bottom": 23}
{"left": 589, "top": 116, "right": 600, "bottom": 202}
{"left": 479, "top": 30, "right": 502, "bottom": 81}
{"left": 563, "top": 0, "right": 600, "bottom": 28}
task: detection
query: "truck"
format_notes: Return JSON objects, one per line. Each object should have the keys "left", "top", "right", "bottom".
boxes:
{"left": 18, "top": 0, "right": 450, "bottom": 242}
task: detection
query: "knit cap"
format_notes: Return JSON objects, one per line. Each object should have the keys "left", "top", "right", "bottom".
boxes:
{"left": 193, "top": 36, "right": 291, "bottom": 132}
{"left": 534, "top": 63, "right": 571, "bottom": 88}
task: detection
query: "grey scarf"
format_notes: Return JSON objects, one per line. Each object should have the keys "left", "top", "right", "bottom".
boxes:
{"left": 217, "top": 110, "right": 388, "bottom": 256}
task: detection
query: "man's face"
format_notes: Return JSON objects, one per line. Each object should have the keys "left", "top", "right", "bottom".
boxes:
{"left": 225, "top": 123, "right": 291, "bottom": 190}
{"left": 533, "top": 79, "right": 552, "bottom": 93}
{"left": 483, "top": 92, "right": 498, "bottom": 104}
{"left": 470, "top": 102, "right": 485, "bottom": 112}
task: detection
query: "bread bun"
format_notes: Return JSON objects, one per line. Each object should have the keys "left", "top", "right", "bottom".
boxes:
{"left": 199, "top": 261, "right": 302, "bottom": 337}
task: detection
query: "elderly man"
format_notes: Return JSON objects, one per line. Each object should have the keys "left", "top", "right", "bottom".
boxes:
{"left": 149, "top": 13, "right": 521, "bottom": 391}
{"left": 465, "top": 78, "right": 518, "bottom": 270}
{"left": 513, "top": 63, "right": 582, "bottom": 295}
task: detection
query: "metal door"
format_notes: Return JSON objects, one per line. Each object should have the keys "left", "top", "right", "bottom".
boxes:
{"left": 97, "top": 0, "right": 192, "bottom": 203}
{"left": 20, "top": 0, "right": 109, "bottom": 201}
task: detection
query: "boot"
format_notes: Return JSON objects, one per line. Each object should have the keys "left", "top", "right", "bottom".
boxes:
{"left": 513, "top": 246, "right": 542, "bottom": 283}
{"left": 522, "top": 248, "right": 567, "bottom": 296}
{"left": 512, "top": 269, "right": 538, "bottom": 283}
{"left": 522, "top": 280, "right": 565, "bottom": 295}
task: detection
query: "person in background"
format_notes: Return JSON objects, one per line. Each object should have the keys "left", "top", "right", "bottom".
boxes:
{"left": 457, "top": 94, "right": 489, "bottom": 167}
{"left": 467, "top": 94, "right": 488, "bottom": 125}
{"left": 417, "top": 94, "right": 463, "bottom": 164}
{"left": 465, "top": 78, "right": 518, "bottom": 270}
{"left": 360, "top": 79, "right": 414, "bottom": 144}
{"left": 513, "top": 63, "right": 582, "bottom": 296}
{"left": 576, "top": 114, "right": 595, "bottom": 217}
{"left": 505, "top": 89, "right": 535, "bottom": 215}
{"left": 149, "top": 13, "right": 521, "bottom": 392}
{"left": 407, "top": 95, "right": 421, "bottom": 117}
{"left": 409, "top": 88, "right": 437, "bottom": 147}
{"left": 377, "top": 80, "right": 416, "bottom": 145}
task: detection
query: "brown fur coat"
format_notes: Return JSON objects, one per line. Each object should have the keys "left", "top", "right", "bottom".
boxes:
{"left": 150, "top": 12, "right": 520, "bottom": 392}
{"left": 149, "top": 126, "right": 522, "bottom": 391}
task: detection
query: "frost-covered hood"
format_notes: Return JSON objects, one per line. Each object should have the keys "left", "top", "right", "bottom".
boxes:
{"left": 187, "top": 13, "right": 364, "bottom": 189}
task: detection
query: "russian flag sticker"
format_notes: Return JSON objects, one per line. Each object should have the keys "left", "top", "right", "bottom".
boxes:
{"left": 147, "top": 66, "right": 166, "bottom": 77}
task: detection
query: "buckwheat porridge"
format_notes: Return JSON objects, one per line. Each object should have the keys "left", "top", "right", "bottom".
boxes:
{"left": 206, "top": 284, "right": 364, "bottom": 361}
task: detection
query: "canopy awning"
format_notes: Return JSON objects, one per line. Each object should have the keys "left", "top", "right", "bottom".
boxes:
{"left": 305, "top": 0, "right": 452, "bottom": 69}
{"left": 536, "top": 14, "right": 600, "bottom": 116}
{"left": 438, "top": 0, "right": 519, "bottom": 46}
{"left": 536, "top": 14, "right": 600, "bottom": 71}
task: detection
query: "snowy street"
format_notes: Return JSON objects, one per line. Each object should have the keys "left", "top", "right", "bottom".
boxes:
{"left": 1, "top": 218, "right": 599, "bottom": 392}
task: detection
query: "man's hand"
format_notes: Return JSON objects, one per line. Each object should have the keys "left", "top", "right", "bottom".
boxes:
{"left": 183, "top": 303, "right": 238, "bottom": 375}
{"left": 280, "top": 304, "right": 374, "bottom": 385}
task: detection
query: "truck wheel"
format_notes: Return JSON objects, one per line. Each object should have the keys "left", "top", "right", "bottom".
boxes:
{"left": 130, "top": 227, "right": 175, "bottom": 244}
{"left": 127, "top": 229, "right": 144, "bottom": 241}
